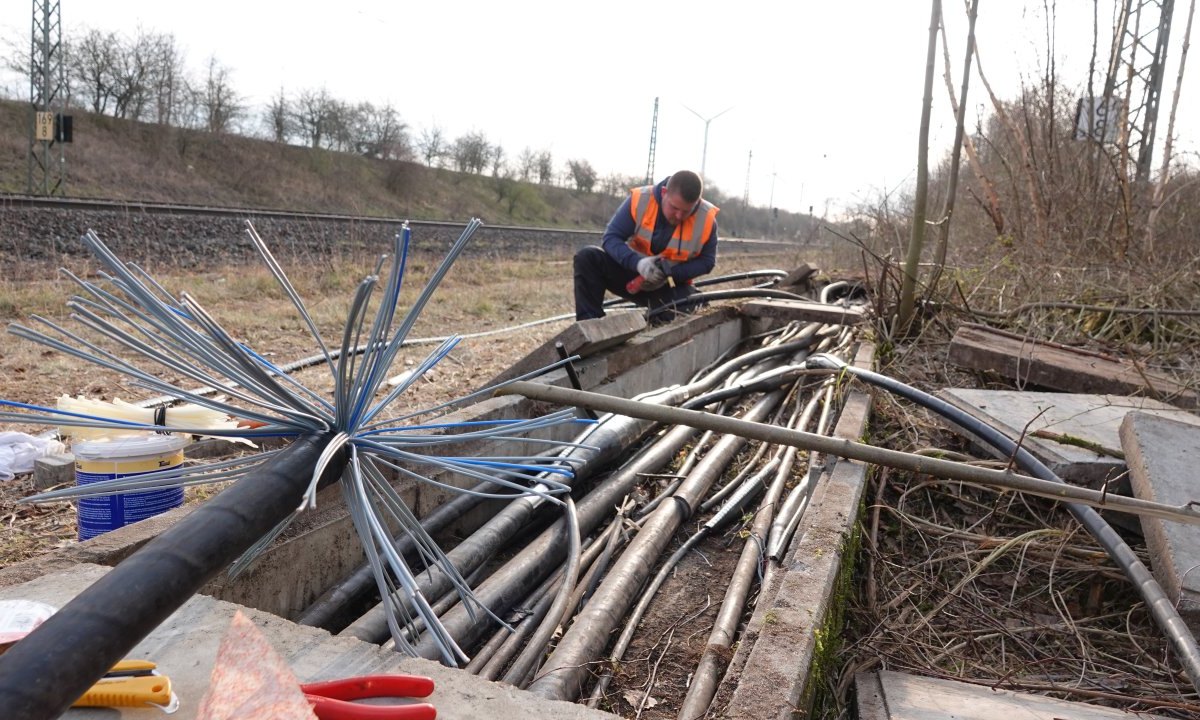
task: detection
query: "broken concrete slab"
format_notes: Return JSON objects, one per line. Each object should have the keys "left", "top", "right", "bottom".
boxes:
{"left": 1120, "top": 412, "right": 1200, "bottom": 634}
{"left": 777, "top": 263, "right": 818, "bottom": 289}
{"left": 856, "top": 670, "right": 1170, "bottom": 720}
{"left": 486, "top": 311, "right": 645, "bottom": 386}
{"left": 3, "top": 565, "right": 619, "bottom": 720}
{"left": 937, "top": 389, "right": 1200, "bottom": 489}
{"left": 948, "top": 323, "right": 1200, "bottom": 408}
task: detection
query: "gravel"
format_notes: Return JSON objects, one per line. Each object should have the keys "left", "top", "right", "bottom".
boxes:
{"left": 0, "top": 207, "right": 604, "bottom": 267}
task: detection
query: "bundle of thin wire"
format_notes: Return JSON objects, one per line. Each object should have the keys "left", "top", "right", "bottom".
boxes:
{"left": 1, "top": 220, "right": 589, "bottom": 665}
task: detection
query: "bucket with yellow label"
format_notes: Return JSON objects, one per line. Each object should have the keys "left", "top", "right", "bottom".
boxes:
{"left": 73, "top": 434, "right": 187, "bottom": 541}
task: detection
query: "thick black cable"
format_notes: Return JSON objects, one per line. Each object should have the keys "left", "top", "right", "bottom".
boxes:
{"left": 646, "top": 288, "right": 810, "bottom": 322}
{"left": 693, "top": 269, "right": 788, "bottom": 288}
{"left": 0, "top": 433, "right": 344, "bottom": 719}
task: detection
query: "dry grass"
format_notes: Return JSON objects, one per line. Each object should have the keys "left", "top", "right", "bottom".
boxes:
{"left": 0, "top": 99, "right": 622, "bottom": 229}
{"left": 833, "top": 464, "right": 1200, "bottom": 718}
{"left": 814, "top": 235, "right": 1200, "bottom": 718}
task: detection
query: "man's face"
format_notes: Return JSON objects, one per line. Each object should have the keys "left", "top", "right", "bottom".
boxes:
{"left": 661, "top": 190, "right": 697, "bottom": 225}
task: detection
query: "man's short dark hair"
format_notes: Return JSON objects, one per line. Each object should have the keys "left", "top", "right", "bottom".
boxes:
{"left": 666, "top": 170, "right": 703, "bottom": 204}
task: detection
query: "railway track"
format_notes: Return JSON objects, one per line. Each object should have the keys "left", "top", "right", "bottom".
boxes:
{"left": 0, "top": 192, "right": 795, "bottom": 248}
{"left": 0, "top": 192, "right": 600, "bottom": 237}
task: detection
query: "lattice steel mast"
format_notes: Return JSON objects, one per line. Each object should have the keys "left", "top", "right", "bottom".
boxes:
{"left": 1105, "top": 0, "right": 1175, "bottom": 181}
{"left": 645, "top": 97, "right": 658, "bottom": 184}
{"left": 28, "top": 0, "right": 67, "bottom": 195}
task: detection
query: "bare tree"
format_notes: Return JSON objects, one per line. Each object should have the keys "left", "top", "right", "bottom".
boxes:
{"left": 355, "top": 102, "right": 410, "bottom": 160}
{"left": 293, "top": 88, "right": 334, "bottom": 148}
{"left": 567, "top": 159, "right": 598, "bottom": 192}
{"left": 897, "top": 0, "right": 940, "bottom": 331}
{"left": 107, "top": 29, "right": 162, "bottom": 120}
{"left": 194, "top": 55, "right": 243, "bottom": 133}
{"left": 490, "top": 143, "right": 507, "bottom": 177}
{"left": 145, "top": 33, "right": 185, "bottom": 125}
{"left": 1146, "top": 0, "right": 1196, "bottom": 257}
{"left": 600, "top": 173, "right": 630, "bottom": 196}
{"left": 926, "top": 0, "right": 980, "bottom": 297}
{"left": 322, "top": 99, "right": 357, "bottom": 152}
{"left": 975, "top": 44, "right": 1050, "bottom": 246}
{"left": 937, "top": 6, "right": 1002, "bottom": 235}
{"left": 67, "top": 29, "right": 119, "bottom": 114}
{"left": 516, "top": 147, "right": 536, "bottom": 181}
{"left": 535, "top": 149, "right": 554, "bottom": 184}
{"left": 451, "top": 131, "right": 490, "bottom": 173}
{"left": 264, "top": 87, "right": 291, "bottom": 143}
{"left": 417, "top": 125, "right": 446, "bottom": 167}
{"left": 0, "top": 29, "right": 32, "bottom": 100}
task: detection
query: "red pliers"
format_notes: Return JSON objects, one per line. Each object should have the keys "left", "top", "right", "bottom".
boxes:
{"left": 301, "top": 674, "right": 437, "bottom": 720}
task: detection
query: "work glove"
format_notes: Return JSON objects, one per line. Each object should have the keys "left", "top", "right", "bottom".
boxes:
{"left": 636, "top": 256, "right": 666, "bottom": 285}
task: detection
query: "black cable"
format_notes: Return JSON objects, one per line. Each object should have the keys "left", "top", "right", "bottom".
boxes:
{"left": 0, "top": 433, "right": 344, "bottom": 719}
{"left": 681, "top": 367, "right": 806, "bottom": 410}
{"left": 693, "top": 269, "right": 788, "bottom": 288}
{"left": 646, "top": 288, "right": 810, "bottom": 322}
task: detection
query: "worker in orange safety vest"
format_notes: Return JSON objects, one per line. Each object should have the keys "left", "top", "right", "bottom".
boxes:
{"left": 573, "top": 170, "right": 719, "bottom": 321}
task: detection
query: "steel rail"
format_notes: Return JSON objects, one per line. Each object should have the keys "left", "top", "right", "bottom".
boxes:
{"left": 3, "top": 193, "right": 806, "bottom": 248}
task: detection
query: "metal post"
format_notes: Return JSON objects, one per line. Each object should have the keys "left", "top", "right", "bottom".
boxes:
{"left": 645, "top": 97, "right": 659, "bottom": 184}
{"left": 28, "top": 0, "right": 65, "bottom": 195}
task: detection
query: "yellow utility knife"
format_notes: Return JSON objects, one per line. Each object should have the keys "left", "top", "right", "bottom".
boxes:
{"left": 72, "top": 659, "right": 177, "bottom": 712}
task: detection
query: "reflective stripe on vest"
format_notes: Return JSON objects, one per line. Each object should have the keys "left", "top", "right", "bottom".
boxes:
{"left": 625, "top": 185, "right": 719, "bottom": 262}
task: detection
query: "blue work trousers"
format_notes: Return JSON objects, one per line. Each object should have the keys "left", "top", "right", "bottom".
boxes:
{"left": 573, "top": 246, "right": 698, "bottom": 321}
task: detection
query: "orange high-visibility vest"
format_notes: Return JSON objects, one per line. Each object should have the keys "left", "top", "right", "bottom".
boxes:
{"left": 625, "top": 185, "right": 719, "bottom": 262}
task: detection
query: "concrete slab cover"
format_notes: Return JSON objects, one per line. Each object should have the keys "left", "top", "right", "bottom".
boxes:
{"left": 1120, "top": 412, "right": 1200, "bottom": 632}
{"left": 938, "top": 388, "right": 1200, "bottom": 487}
{"left": 858, "top": 669, "right": 1171, "bottom": 719}
{"left": 948, "top": 323, "right": 1200, "bottom": 407}
{"left": 0, "top": 565, "right": 618, "bottom": 720}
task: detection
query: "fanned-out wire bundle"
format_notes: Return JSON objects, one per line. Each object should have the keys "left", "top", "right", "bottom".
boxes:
{"left": 2, "top": 220, "right": 589, "bottom": 665}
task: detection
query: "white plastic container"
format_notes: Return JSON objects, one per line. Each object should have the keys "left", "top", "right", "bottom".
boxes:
{"left": 73, "top": 434, "right": 188, "bottom": 541}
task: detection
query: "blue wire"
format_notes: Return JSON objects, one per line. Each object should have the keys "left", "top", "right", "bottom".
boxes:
{"left": 348, "top": 226, "right": 412, "bottom": 428}
{"left": 358, "top": 334, "right": 460, "bottom": 428}
{"left": 444, "top": 457, "right": 576, "bottom": 478}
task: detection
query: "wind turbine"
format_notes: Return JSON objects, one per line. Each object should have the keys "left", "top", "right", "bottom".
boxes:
{"left": 683, "top": 104, "right": 733, "bottom": 179}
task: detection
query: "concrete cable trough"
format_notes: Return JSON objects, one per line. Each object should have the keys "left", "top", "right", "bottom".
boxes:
{"left": 0, "top": 278, "right": 888, "bottom": 718}
{"left": 3, "top": 244, "right": 1191, "bottom": 719}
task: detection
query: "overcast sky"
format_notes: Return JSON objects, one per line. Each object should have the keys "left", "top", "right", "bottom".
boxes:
{"left": 1, "top": 1, "right": 1196, "bottom": 216}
